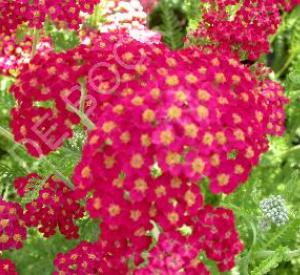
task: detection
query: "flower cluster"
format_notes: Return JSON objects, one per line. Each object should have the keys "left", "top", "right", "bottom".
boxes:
{"left": 10, "top": 31, "right": 160, "bottom": 156}
{"left": 69, "top": 31, "right": 275, "bottom": 272}
{"left": 0, "top": 1, "right": 26, "bottom": 35}
{"left": 10, "top": 44, "right": 87, "bottom": 156}
{"left": 135, "top": 232, "right": 210, "bottom": 275}
{"left": 0, "top": 258, "right": 18, "bottom": 275}
{"left": 23, "top": 175, "right": 84, "bottom": 239}
{"left": 192, "top": 0, "right": 300, "bottom": 60}
{"left": 9, "top": 30, "right": 288, "bottom": 271}
{"left": 8, "top": 28, "right": 289, "bottom": 272}
{"left": 0, "top": 199, "right": 27, "bottom": 251}
{"left": 256, "top": 80, "right": 289, "bottom": 136}
{"left": 76, "top": 32, "right": 287, "bottom": 196}
{"left": 136, "top": 206, "right": 243, "bottom": 273}
{"left": 258, "top": 217, "right": 272, "bottom": 232}
{"left": 260, "top": 195, "right": 289, "bottom": 226}
{"left": 53, "top": 241, "right": 109, "bottom": 274}
{"left": 195, "top": 206, "right": 244, "bottom": 272}
{"left": 251, "top": 63, "right": 289, "bottom": 136}
{"left": 14, "top": 173, "right": 41, "bottom": 198}
{"left": 5, "top": 1, "right": 292, "bottom": 272}
{"left": 53, "top": 205, "right": 243, "bottom": 273}
{"left": 86, "top": 177, "right": 201, "bottom": 270}
{"left": 0, "top": 31, "right": 52, "bottom": 77}
{"left": 12, "top": 31, "right": 287, "bottom": 191}
{"left": 136, "top": 207, "right": 243, "bottom": 273}
{"left": 0, "top": 0, "right": 100, "bottom": 36}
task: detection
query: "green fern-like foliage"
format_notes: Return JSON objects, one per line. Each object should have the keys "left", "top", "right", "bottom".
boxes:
{"left": 259, "top": 216, "right": 300, "bottom": 251}
{"left": 184, "top": 0, "right": 202, "bottom": 31}
{"left": 290, "top": 11, "right": 300, "bottom": 52}
{"left": 251, "top": 247, "right": 289, "bottom": 275}
{"left": 272, "top": 6, "right": 300, "bottom": 78}
{"left": 151, "top": 0, "right": 186, "bottom": 49}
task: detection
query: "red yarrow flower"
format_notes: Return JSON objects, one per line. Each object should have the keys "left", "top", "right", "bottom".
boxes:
{"left": 0, "top": 0, "right": 100, "bottom": 36}
{"left": 191, "top": 0, "right": 286, "bottom": 60}
{"left": 23, "top": 175, "right": 84, "bottom": 239}
{"left": 0, "top": 198, "right": 27, "bottom": 251}
{"left": 0, "top": 258, "right": 18, "bottom": 275}
{"left": 14, "top": 173, "right": 41, "bottom": 198}
{"left": 53, "top": 241, "right": 109, "bottom": 274}
{"left": 135, "top": 232, "right": 210, "bottom": 275}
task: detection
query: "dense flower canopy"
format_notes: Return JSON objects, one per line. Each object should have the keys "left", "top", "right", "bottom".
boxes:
{"left": 53, "top": 241, "right": 110, "bottom": 274}
{"left": 7, "top": 24, "right": 288, "bottom": 272}
{"left": 0, "top": 0, "right": 296, "bottom": 274}
{"left": 11, "top": 31, "right": 287, "bottom": 195}
{"left": 135, "top": 206, "right": 243, "bottom": 273}
{"left": 52, "top": 206, "right": 243, "bottom": 273}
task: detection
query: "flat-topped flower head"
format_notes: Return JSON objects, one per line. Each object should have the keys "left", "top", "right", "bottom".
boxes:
{"left": 6, "top": 18, "right": 289, "bottom": 273}
{"left": 135, "top": 204, "right": 243, "bottom": 273}
{"left": 14, "top": 173, "right": 41, "bottom": 197}
{"left": 135, "top": 232, "right": 210, "bottom": 274}
{"left": 53, "top": 241, "right": 110, "bottom": 274}
{"left": 191, "top": 0, "right": 294, "bottom": 60}
{"left": 192, "top": 206, "right": 244, "bottom": 272}
{"left": 0, "top": 199, "right": 27, "bottom": 251}
{"left": 23, "top": 175, "right": 84, "bottom": 239}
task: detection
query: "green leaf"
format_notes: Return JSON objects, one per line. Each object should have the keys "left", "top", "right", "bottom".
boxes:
{"left": 159, "top": 0, "right": 185, "bottom": 49}
{"left": 251, "top": 247, "right": 289, "bottom": 275}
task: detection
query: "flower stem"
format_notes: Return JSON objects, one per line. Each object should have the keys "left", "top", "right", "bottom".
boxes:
{"left": 79, "top": 78, "right": 87, "bottom": 114}
{"left": 93, "top": 4, "right": 101, "bottom": 28}
{"left": 280, "top": 144, "right": 300, "bottom": 157}
{"left": 255, "top": 249, "right": 300, "bottom": 259}
{"left": 31, "top": 28, "right": 40, "bottom": 58}
{"left": 0, "top": 125, "right": 74, "bottom": 190}
{"left": 0, "top": 125, "right": 14, "bottom": 141}
{"left": 67, "top": 104, "right": 96, "bottom": 130}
